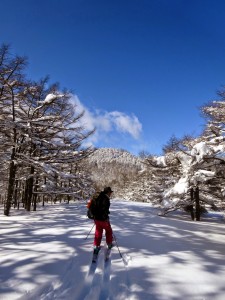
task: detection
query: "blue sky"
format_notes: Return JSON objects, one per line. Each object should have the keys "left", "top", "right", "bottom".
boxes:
{"left": 1, "top": 0, "right": 225, "bottom": 155}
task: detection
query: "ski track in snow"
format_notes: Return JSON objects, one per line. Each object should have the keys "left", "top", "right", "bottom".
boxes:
{"left": 2, "top": 201, "right": 225, "bottom": 299}
{"left": 17, "top": 241, "right": 131, "bottom": 300}
{"left": 76, "top": 245, "right": 130, "bottom": 300}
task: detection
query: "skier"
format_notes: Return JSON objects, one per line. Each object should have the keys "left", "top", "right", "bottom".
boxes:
{"left": 92, "top": 187, "right": 114, "bottom": 259}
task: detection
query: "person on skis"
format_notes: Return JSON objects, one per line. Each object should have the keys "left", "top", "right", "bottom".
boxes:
{"left": 93, "top": 187, "right": 114, "bottom": 256}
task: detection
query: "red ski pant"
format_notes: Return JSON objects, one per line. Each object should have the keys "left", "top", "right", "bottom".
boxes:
{"left": 94, "top": 220, "right": 113, "bottom": 247}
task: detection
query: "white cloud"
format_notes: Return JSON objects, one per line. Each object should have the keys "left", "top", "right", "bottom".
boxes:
{"left": 108, "top": 111, "right": 142, "bottom": 139}
{"left": 70, "top": 95, "right": 142, "bottom": 148}
{"left": 94, "top": 113, "right": 112, "bottom": 132}
{"left": 70, "top": 95, "right": 95, "bottom": 130}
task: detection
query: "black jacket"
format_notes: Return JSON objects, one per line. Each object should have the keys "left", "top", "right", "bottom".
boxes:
{"left": 94, "top": 192, "right": 110, "bottom": 221}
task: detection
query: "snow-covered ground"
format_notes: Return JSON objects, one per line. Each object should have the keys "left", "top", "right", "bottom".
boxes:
{"left": 1, "top": 200, "right": 225, "bottom": 300}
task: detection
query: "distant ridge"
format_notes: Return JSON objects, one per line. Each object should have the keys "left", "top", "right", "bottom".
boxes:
{"left": 88, "top": 147, "right": 142, "bottom": 165}
{"left": 86, "top": 147, "right": 153, "bottom": 202}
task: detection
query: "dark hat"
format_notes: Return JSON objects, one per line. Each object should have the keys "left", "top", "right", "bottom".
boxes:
{"left": 104, "top": 187, "right": 113, "bottom": 194}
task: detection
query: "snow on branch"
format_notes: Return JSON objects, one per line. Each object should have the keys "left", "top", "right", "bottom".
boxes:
{"left": 34, "top": 93, "right": 65, "bottom": 112}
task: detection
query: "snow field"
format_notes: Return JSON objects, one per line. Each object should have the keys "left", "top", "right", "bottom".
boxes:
{"left": 0, "top": 200, "right": 225, "bottom": 299}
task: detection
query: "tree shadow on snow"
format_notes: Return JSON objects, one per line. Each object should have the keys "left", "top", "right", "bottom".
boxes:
{"left": 1, "top": 200, "right": 225, "bottom": 300}
{"left": 0, "top": 202, "right": 97, "bottom": 300}
{"left": 109, "top": 201, "right": 225, "bottom": 300}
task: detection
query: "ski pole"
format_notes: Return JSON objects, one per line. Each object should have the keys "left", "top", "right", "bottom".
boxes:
{"left": 112, "top": 232, "right": 123, "bottom": 260}
{"left": 84, "top": 223, "right": 95, "bottom": 240}
{"left": 113, "top": 232, "right": 130, "bottom": 266}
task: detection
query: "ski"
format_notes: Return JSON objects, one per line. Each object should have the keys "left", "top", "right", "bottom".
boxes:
{"left": 104, "top": 247, "right": 111, "bottom": 261}
{"left": 92, "top": 247, "right": 101, "bottom": 263}
{"left": 92, "top": 245, "right": 113, "bottom": 263}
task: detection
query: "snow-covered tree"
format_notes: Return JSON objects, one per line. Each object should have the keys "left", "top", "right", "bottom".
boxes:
{"left": 145, "top": 127, "right": 225, "bottom": 219}
{"left": 0, "top": 45, "right": 95, "bottom": 215}
{"left": 0, "top": 44, "right": 28, "bottom": 215}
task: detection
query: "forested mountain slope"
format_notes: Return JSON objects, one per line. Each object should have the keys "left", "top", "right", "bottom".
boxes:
{"left": 84, "top": 148, "right": 154, "bottom": 202}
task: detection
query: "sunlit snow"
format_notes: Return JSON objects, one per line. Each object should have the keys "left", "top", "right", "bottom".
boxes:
{"left": 1, "top": 201, "right": 225, "bottom": 300}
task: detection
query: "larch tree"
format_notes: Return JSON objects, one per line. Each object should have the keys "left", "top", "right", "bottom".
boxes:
{"left": 0, "top": 44, "right": 27, "bottom": 216}
{"left": 0, "top": 45, "right": 95, "bottom": 215}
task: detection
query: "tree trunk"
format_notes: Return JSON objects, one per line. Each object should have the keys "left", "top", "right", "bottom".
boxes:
{"left": 33, "top": 177, "right": 38, "bottom": 211}
{"left": 190, "top": 188, "right": 195, "bottom": 220}
{"left": 26, "top": 166, "right": 34, "bottom": 211}
{"left": 23, "top": 180, "right": 29, "bottom": 210}
{"left": 4, "top": 159, "right": 16, "bottom": 216}
{"left": 14, "top": 179, "right": 19, "bottom": 208}
{"left": 4, "top": 90, "right": 17, "bottom": 216}
{"left": 195, "top": 187, "right": 201, "bottom": 221}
